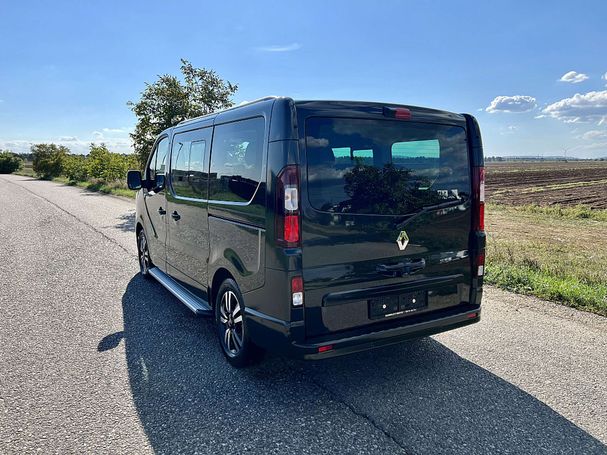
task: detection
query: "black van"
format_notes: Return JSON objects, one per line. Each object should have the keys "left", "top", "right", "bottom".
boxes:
{"left": 127, "top": 97, "right": 485, "bottom": 367}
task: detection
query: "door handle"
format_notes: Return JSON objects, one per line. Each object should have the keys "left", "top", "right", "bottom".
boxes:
{"left": 171, "top": 211, "right": 181, "bottom": 221}
{"left": 376, "top": 259, "right": 426, "bottom": 277}
{"left": 158, "top": 207, "right": 166, "bottom": 215}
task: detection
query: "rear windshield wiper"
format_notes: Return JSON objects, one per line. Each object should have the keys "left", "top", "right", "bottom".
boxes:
{"left": 396, "top": 197, "right": 469, "bottom": 229}
{"left": 421, "top": 196, "right": 469, "bottom": 212}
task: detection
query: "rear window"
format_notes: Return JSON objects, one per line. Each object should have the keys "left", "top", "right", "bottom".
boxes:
{"left": 305, "top": 118, "right": 470, "bottom": 215}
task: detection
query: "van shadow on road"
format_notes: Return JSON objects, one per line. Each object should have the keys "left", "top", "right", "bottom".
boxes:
{"left": 106, "top": 274, "right": 606, "bottom": 454}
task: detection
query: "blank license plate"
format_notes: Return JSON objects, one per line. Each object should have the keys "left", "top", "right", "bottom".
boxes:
{"left": 369, "top": 291, "right": 428, "bottom": 319}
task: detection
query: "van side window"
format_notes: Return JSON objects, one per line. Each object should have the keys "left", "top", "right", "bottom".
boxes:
{"left": 147, "top": 136, "right": 169, "bottom": 181}
{"left": 189, "top": 141, "right": 207, "bottom": 197}
{"left": 209, "top": 117, "right": 264, "bottom": 203}
{"left": 171, "top": 139, "right": 191, "bottom": 196}
{"left": 170, "top": 137, "right": 209, "bottom": 199}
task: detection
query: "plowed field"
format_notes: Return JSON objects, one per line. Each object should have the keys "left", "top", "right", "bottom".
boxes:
{"left": 485, "top": 161, "right": 607, "bottom": 209}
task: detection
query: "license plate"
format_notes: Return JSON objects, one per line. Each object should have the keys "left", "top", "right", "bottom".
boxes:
{"left": 369, "top": 291, "right": 428, "bottom": 319}
{"left": 400, "top": 291, "right": 427, "bottom": 313}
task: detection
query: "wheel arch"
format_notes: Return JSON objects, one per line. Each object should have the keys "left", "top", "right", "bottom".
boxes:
{"left": 211, "top": 268, "right": 235, "bottom": 309}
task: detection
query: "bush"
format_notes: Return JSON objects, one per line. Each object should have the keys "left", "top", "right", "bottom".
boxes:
{"left": 87, "top": 144, "right": 138, "bottom": 181}
{"left": 31, "top": 143, "right": 68, "bottom": 179}
{"left": 63, "top": 154, "right": 89, "bottom": 182}
{"left": 0, "top": 151, "right": 23, "bottom": 173}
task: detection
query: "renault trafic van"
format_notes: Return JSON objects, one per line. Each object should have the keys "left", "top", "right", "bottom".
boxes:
{"left": 127, "top": 97, "right": 485, "bottom": 367}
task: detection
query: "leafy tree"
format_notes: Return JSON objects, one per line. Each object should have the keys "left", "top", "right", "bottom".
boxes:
{"left": 31, "top": 144, "right": 68, "bottom": 179}
{"left": 63, "top": 154, "right": 89, "bottom": 181}
{"left": 128, "top": 59, "right": 238, "bottom": 167}
{"left": 0, "top": 151, "right": 23, "bottom": 173}
{"left": 87, "top": 143, "right": 112, "bottom": 179}
{"left": 339, "top": 163, "right": 441, "bottom": 215}
{"left": 85, "top": 143, "right": 139, "bottom": 182}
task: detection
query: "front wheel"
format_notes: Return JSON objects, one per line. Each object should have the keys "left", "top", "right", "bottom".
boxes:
{"left": 215, "top": 279, "right": 263, "bottom": 367}
{"left": 137, "top": 229, "right": 152, "bottom": 279}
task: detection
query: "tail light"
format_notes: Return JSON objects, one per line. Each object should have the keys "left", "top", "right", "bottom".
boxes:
{"left": 276, "top": 165, "right": 301, "bottom": 247}
{"left": 471, "top": 166, "right": 486, "bottom": 277}
{"left": 475, "top": 252, "right": 485, "bottom": 277}
{"left": 472, "top": 166, "right": 485, "bottom": 231}
{"left": 291, "top": 276, "right": 303, "bottom": 306}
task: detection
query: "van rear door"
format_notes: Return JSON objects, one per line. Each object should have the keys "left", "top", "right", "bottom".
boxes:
{"left": 301, "top": 112, "right": 472, "bottom": 338}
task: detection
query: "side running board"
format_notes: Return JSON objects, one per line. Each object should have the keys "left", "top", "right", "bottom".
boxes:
{"left": 148, "top": 267, "right": 213, "bottom": 316}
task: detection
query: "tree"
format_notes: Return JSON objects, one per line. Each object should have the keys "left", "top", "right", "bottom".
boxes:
{"left": 0, "top": 151, "right": 23, "bottom": 174}
{"left": 31, "top": 144, "right": 69, "bottom": 179}
{"left": 63, "top": 154, "right": 89, "bottom": 182}
{"left": 128, "top": 59, "right": 238, "bottom": 167}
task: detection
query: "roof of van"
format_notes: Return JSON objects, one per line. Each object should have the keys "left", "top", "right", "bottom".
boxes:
{"left": 172, "top": 96, "right": 467, "bottom": 135}
{"left": 293, "top": 99, "right": 466, "bottom": 122}
{"left": 176, "top": 96, "right": 278, "bottom": 127}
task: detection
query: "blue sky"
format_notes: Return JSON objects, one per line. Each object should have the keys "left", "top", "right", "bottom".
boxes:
{"left": 1, "top": 0, "right": 606, "bottom": 158}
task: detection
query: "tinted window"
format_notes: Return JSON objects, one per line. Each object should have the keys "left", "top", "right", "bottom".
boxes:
{"left": 170, "top": 134, "right": 208, "bottom": 199}
{"left": 171, "top": 139, "right": 191, "bottom": 196}
{"left": 147, "top": 136, "right": 169, "bottom": 181}
{"left": 209, "top": 117, "right": 265, "bottom": 203}
{"left": 305, "top": 118, "right": 469, "bottom": 215}
{"left": 189, "top": 141, "right": 207, "bottom": 197}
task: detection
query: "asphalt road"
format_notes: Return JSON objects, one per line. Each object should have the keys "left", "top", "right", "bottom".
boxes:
{"left": 1, "top": 173, "right": 605, "bottom": 455}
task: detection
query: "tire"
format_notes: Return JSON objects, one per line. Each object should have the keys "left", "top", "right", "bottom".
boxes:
{"left": 215, "top": 279, "right": 264, "bottom": 367}
{"left": 137, "top": 229, "right": 152, "bottom": 279}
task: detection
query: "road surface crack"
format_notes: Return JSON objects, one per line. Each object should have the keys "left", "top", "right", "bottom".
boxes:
{"left": 304, "top": 372, "right": 411, "bottom": 454}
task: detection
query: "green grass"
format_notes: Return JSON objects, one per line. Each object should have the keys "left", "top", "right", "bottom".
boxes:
{"left": 15, "top": 162, "right": 36, "bottom": 177}
{"left": 485, "top": 204, "right": 607, "bottom": 316}
{"left": 53, "top": 176, "right": 135, "bottom": 198}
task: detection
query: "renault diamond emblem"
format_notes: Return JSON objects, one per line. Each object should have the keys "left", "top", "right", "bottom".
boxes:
{"left": 396, "top": 230, "right": 409, "bottom": 251}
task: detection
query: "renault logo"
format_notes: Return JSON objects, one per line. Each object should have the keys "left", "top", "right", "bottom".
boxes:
{"left": 396, "top": 230, "right": 409, "bottom": 251}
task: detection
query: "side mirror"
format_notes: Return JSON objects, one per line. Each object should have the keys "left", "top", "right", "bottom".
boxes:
{"left": 127, "top": 170, "right": 143, "bottom": 190}
{"left": 154, "top": 174, "right": 166, "bottom": 192}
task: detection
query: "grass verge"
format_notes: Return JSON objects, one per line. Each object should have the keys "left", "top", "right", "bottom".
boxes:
{"left": 52, "top": 176, "right": 135, "bottom": 198}
{"left": 485, "top": 204, "right": 607, "bottom": 316}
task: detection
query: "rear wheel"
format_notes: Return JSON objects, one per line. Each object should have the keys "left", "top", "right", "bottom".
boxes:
{"left": 137, "top": 229, "right": 152, "bottom": 279}
{"left": 215, "top": 279, "right": 263, "bottom": 367}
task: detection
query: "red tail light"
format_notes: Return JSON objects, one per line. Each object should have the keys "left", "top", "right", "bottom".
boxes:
{"left": 383, "top": 106, "right": 412, "bottom": 120}
{"left": 276, "top": 165, "right": 301, "bottom": 247}
{"left": 472, "top": 166, "right": 485, "bottom": 232}
{"left": 475, "top": 252, "right": 485, "bottom": 277}
{"left": 291, "top": 276, "right": 303, "bottom": 306}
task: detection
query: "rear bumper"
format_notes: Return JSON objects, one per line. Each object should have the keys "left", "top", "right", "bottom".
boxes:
{"left": 245, "top": 305, "right": 481, "bottom": 360}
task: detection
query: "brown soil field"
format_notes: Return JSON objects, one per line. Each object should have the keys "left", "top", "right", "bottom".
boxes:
{"left": 485, "top": 161, "right": 607, "bottom": 209}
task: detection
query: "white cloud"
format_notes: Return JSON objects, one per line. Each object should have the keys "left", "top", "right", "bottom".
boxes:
{"left": 559, "top": 71, "right": 589, "bottom": 84}
{"left": 92, "top": 131, "right": 104, "bottom": 140}
{"left": 0, "top": 135, "right": 134, "bottom": 155}
{"left": 256, "top": 43, "right": 301, "bottom": 52}
{"left": 541, "top": 90, "right": 607, "bottom": 123}
{"left": 603, "top": 72, "right": 607, "bottom": 80}
{"left": 486, "top": 95, "right": 537, "bottom": 113}
{"left": 305, "top": 136, "right": 329, "bottom": 147}
{"left": 102, "top": 127, "right": 131, "bottom": 134}
{"left": 499, "top": 125, "right": 518, "bottom": 136}
{"left": 581, "top": 130, "right": 607, "bottom": 140}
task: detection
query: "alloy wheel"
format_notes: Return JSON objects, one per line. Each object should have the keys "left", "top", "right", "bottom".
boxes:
{"left": 138, "top": 232, "right": 150, "bottom": 275}
{"left": 219, "top": 290, "right": 244, "bottom": 356}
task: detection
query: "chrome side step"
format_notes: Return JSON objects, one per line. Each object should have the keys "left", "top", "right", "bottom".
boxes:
{"left": 149, "top": 267, "right": 212, "bottom": 316}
